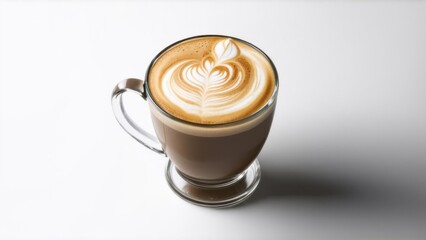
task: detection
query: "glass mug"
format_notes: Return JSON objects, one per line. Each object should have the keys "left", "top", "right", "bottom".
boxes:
{"left": 111, "top": 35, "right": 278, "bottom": 207}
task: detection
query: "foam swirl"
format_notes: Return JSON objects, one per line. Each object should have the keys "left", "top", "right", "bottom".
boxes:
{"left": 150, "top": 37, "right": 274, "bottom": 124}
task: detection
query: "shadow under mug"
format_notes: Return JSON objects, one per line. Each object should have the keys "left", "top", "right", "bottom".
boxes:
{"left": 111, "top": 35, "right": 279, "bottom": 208}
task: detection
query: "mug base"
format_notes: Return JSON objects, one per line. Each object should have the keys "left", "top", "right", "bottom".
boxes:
{"left": 165, "top": 159, "right": 261, "bottom": 208}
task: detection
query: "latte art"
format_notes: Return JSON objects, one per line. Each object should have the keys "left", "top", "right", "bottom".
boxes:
{"left": 149, "top": 36, "right": 275, "bottom": 124}
{"left": 163, "top": 39, "right": 253, "bottom": 115}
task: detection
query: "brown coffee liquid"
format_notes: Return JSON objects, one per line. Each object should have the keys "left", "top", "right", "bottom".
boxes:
{"left": 151, "top": 107, "right": 275, "bottom": 181}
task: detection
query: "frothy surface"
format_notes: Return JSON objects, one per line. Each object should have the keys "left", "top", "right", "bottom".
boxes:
{"left": 148, "top": 36, "right": 275, "bottom": 124}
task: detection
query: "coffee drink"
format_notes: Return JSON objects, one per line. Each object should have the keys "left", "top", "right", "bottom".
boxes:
{"left": 145, "top": 36, "right": 277, "bottom": 181}
{"left": 148, "top": 36, "right": 275, "bottom": 124}
{"left": 112, "top": 35, "right": 278, "bottom": 206}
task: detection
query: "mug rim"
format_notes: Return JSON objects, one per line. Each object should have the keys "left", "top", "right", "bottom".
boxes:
{"left": 144, "top": 34, "right": 279, "bottom": 128}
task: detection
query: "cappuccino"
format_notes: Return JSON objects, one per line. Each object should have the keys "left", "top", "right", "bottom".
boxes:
{"left": 148, "top": 36, "right": 275, "bottom": 124}
{"left": 112, "top": 35, "right": 279, "bottom": 206}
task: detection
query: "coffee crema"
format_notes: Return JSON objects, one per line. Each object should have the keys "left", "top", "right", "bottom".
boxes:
{"left": 148, "top": 36, "right": 275, "bottom": 124}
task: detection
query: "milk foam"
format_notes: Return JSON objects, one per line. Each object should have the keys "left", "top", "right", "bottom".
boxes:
{"left": 149, "top": 37, "right": 275, "bottom": 124}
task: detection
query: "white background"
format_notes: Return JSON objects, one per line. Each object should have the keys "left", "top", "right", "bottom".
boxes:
{"left": 1, "top": 1, "right": 426, "bottom": 239}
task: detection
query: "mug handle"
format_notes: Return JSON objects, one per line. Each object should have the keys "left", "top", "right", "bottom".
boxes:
{"left": 111, "top": 78, "right": 166, "bottom": 156}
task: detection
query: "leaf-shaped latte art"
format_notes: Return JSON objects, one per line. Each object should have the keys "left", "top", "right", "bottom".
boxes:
{"left": 157, "top": 37, "right": 272, "bottom": 124}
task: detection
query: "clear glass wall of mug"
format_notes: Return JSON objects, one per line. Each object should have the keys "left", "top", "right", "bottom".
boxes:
{"left": 112, "top": 35, "right": 278, "bottom": 207}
